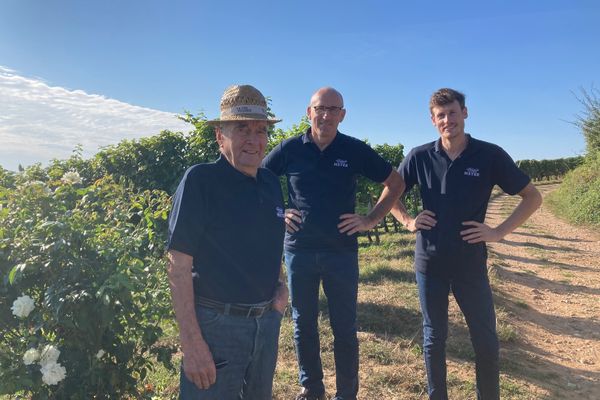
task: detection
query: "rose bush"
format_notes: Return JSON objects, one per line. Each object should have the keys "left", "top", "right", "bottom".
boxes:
{"left": 0, "top": 169, "right": 176, "bottom": 399}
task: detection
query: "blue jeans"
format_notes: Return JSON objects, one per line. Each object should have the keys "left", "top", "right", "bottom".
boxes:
{"left": 416, "top": 270, "right": 499, "bottom": 400}
{"left": 285, "top": 250, "right": 359, "bottom": 400}
{"left": 180, "top": 306, "right": 282, "bottom": 400}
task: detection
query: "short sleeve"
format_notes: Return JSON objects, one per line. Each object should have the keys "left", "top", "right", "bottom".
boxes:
{"left": 359, "top": 141, "right": 393, "bottom": 183}
{"left": 492, "top": 146, "right": 531, "bottom": 195}
{"left": 397, "top": 148, "right": 418, "bottom": 195}
{"left": 166, "top": 166, "right": 206, "bottom": 255}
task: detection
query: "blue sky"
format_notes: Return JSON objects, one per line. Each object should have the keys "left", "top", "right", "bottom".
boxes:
{"left": 1, "top": 0, "right": 599, "bottom": 171}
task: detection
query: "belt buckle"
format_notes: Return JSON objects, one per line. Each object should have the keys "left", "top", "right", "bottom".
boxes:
{"left": 246, "top": 305, "right": 266, "bottom": 318}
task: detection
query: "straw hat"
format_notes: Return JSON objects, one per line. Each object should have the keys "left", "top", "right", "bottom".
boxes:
{"left": 207, "top": 85, "right": 281, "bottom": 125}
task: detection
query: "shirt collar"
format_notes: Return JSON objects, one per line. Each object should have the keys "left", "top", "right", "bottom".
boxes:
{"left": 301, "top": 128, "right": 312, "bottom": 144}
{"left": 216, "top": 155, "right": 260, "bottom": 182}
{"left": 434, "top": 133, "right": 474, "bottom": 155}
{"left": 302, "top": 127, "right": 341, "bottom": 150}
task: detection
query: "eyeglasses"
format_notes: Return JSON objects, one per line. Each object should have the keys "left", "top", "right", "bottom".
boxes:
{"left": 312, "top": 106, "right": 343, "bottom": 115}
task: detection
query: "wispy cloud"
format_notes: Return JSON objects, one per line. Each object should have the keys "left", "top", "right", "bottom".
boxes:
{"left": 0, "top": 66, "right": 191, "bottom": 171}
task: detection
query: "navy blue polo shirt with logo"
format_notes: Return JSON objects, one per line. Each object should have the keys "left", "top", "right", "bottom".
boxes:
{"left": 398, "top": 134, "right": 530, "bottom": 276}
{"left": 262, "top": 128, "right": 392, "bottom": 251}
{"left": 167, "top": 156, "right": 285, "bottom": 304}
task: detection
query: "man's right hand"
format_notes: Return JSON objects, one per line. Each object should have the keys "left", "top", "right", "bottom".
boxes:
{"left": 182, "top": 337, "right": 216, "bottom": 390}
{"left": 284, "top": 208, "right": 303, "bottom": 233}
{"left": 407, "top": 210, "right": 437, "bottom": 232}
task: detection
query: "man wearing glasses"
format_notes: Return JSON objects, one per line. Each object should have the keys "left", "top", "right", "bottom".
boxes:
{"left": 263, "top": 87, "right": 404, "bottom": 400}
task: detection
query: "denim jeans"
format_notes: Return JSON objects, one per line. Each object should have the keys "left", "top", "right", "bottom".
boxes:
{"left": 180, "top": 306, "right": 282, "bottom": 400}
{"left": 285, "top": 250, "right": 359, "bottom": 400}
{"left": 416, "top": 270, "right": 500, "bottom": 400}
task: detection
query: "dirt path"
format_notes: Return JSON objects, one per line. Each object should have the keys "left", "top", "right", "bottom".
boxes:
{"left": 485, "top": 184, "right": 600, "bottom": 399}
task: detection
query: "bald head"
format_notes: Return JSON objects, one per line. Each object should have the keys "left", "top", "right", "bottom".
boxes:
{"left": 306, "top": 87, "right": 346, "bottom": 150}
{"left": 310, "top": 87, "right": 344, "bottom": 108}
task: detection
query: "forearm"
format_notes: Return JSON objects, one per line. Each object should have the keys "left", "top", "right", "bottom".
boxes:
{"left": 367, "top": 171, "right": 405, "bottom": 224}
{"left": 495, "top": 183, "right": 542, "bottom": 238}
{"left": 272, "top": 265, "right": 289, "bottom": 312}
{"left": 167, "top": 251, "right": 203, "bottom": 349}
{"left": 390, "top": 198, "right": 414, "bottom": 228}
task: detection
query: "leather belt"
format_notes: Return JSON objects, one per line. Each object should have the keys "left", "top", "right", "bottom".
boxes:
{"left": 195, "top": 296, "right": 272, "bottom": 318}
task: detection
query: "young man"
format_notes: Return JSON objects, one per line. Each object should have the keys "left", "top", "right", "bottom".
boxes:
{"left": 389, "top": 88, "right": 542, "bottom": 400}
{"left": 263, "top": 87, "right": 404, "bottom": 400}
{"left": 167, "top": 85, "right": 288, "bottom": 399}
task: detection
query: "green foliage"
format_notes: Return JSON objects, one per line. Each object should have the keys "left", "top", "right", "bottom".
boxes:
{"left": 12, "top": 113, "right": 214, "bottom": 198}
{"left": 372, "top": 143, "right": 404, "bottom": 168}
{"left": 36, "top": 113, "right": 218, "bottom": 196}
{"left": 516, "top": 156, "right": 583, "bottom": 181}
{"left": 267, "top": 116, "right": 310, "bottom": 153}
{"left": 355, "top": 142, "right": 422, "bottom": 218}
{"left": 546, "top": 150, "right": 600, "bottom": 226}
{"left": 45, "top": 145, "right": 96, "bottom": 185}
{"left": 92, "top": 130, "right": 191, "bottom": 194}
{"left": 0, "top": 166, "right": 16, "bottom": 189}
{"left": 179, "top": 112, "right": 221, "bottom": 166}
{"left": 0, "top": 173, "right": 176, "bottom": 399}
{"left": 14, "top": 163, "right": 49, "bottom": 185}
{"left": 356, "top": 142, "right": 406, "bottom": 214}
{"left": 88, "top": 113, "right": 221, "bottom": 194}
{"left": 545, "top": 88, "right": 600, "bottom": 227}
{"left": 574, "top": 87, "right": 600, "bottom": 154}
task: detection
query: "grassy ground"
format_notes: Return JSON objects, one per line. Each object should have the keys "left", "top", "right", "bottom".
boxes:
{"left": 143, "top": 227, "right": 540, "bottom": 399}
{"left": 544, "top": 152, "right": 600, "bottom": 228}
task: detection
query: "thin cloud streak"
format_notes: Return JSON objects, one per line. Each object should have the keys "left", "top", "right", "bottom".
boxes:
{"left": 0, "top": 66, "right": 191, "bottom": 171}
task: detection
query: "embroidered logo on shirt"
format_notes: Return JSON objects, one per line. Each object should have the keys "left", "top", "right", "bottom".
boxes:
{"left": 464, "top": 167, "right": 480, "bottom": 177}
{"left": 333, "top": 159, "right": 349, "bottom": 168}
{"left": 276, "top": 207, "right": 285, "bottom": 218}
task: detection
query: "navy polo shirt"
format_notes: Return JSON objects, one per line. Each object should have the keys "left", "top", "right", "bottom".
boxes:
{"left": 262, "top": 128, "right": 392, "bottom": 251}
{"left": 399, "top": 135, "right": 530, "bottom": 275}
{"left": 167, "top": 156, "right": 285, "bottom": 304}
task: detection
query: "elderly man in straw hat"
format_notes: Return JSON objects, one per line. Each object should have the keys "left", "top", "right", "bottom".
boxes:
{"left": 166, "top": 84, "right": 288, "bottom": 399}
{"left": 263, "top": 87, "right": 405, "bottom": 400}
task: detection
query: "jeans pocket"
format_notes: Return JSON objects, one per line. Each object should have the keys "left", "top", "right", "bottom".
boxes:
{"left": 196, "top": 307, "right": 223, "bottom": 327}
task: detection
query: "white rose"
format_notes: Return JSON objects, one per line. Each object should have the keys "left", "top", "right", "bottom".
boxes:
{"left": 39, "top": 345, "right": 60, "bottom": 366}
{"left": 95, "top": 349, "right": 105, "bottom": 359}
{"left": 40, "top": 361, "right": 66, "bottom": 385}
{"left": 61, "top": 171, "right": 82, "bottom": 185}
{"left": 23, "top": 348, "right": 40, "bottom": 365}
{"left": 11, "top": 295, "right": 35, "bottom": 318}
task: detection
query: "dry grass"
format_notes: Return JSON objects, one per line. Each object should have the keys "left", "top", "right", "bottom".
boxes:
{"left": 136, "top": 228, "right": 550, "bottom": 399}
{"left": 268, "top": 230, "right": 538, "bottom": 399}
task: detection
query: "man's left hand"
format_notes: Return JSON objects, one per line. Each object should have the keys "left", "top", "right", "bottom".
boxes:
{"left": 338, "top": 214, "right": 376, "bottom": 236}
{"left": 272, "top": 282, "right": 289, "bottom": 314}
{"left": 460, "top": 221, "right": 504, "bottom": 243}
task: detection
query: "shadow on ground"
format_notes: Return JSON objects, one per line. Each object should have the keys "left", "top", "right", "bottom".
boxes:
{"left": 499, "top": 238, "right": 583, "bottom": 253}
{"left": 491, "top": 250, "right": 595, "bottom": 273}
{"left": 360, "top": 266, "right": 416, "bottom": 284}
{"left": 512, "top": 230, "right": 594, "bottom": 243}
